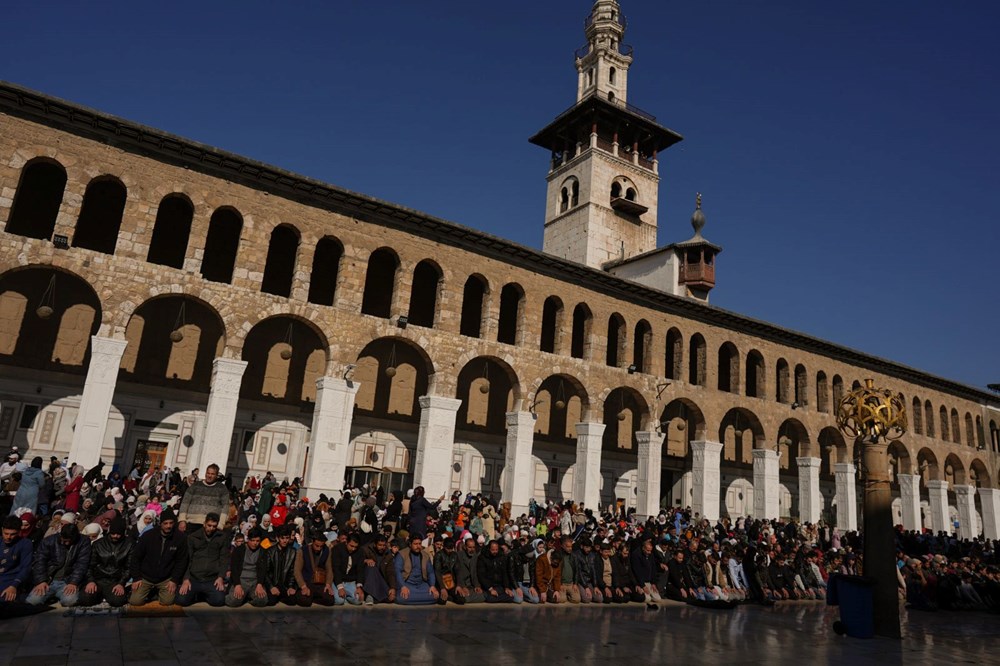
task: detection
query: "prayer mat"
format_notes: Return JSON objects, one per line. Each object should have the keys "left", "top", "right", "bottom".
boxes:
{"left": 687, "top": 599, "right": 738, "bottom": 610}
{"left": 124, "top": 603, "right": 186, "bottom": 618}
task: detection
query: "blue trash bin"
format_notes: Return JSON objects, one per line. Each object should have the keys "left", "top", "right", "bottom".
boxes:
{"left": 827, "top": 574, "right": 875, "bottom": 639}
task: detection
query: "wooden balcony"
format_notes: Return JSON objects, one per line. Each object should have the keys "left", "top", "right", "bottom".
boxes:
{"left": 679, "top": 262, "right": 715, "bottom": 287}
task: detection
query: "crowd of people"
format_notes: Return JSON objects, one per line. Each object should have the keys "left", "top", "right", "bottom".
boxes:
{"left": 2, "top": 446, "right": 999, "bottom": 615}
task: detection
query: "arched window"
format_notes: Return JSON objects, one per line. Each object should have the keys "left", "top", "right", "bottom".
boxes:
{"left": 950, "top": 408, "right": 961, "bottom": 445}
{"left": 924, "top": 401, "right": 935, "bottom": 438}
{"left": 307, "top": 236, "right": 342, "bottom": 306}
{"left": 625, "top": 187, "right": 636, "bottom": 202}
{"left": 665, "top": 328, "right": 683, "bottom": 380}
{"left": 689, "top": 334, "right": 706, "bottom": 386}
{"left": 745, "top": 350, "right": 764, "bottom": 398}
{"left": 570, "top": 303, "right": 591, "bottom": 359}
{"left": 560, "top": 187, "right": 569, "bottom": 213}
{"left": 407, "top": 260, "right": 441, "bottom": 328}
{"left": 260, "top": 224, "right": 299, "bottom": 297}
{"left": 939, "top": 406, "right": 950, "bottom": 442}
{"left": 609, "top": 67, "right": 616, "bottom": 84}
{"left": 610, "top": 182, "right": 622, "bottom": 199}
{"left": 571, "top": 181, "right": 579, "bottom": 207}
{"left": 608, "top": 91, "right": 615, "bottom": 102}
{"left": 146, "top": 194, "right": 193, "bottom": 269}
{"left": 497, "top": 283, "right": 524, "bottom": 345}
{"left": 717, "top": 342, "right": 739, "bottom": 393}
{"left": 361, "top": 248, "right": 399, "bottom": 318}
{"left": 911, "top": 397, "right": 923, "bottom": 435}
{"left": 73, "top": 177, "right": 126, "bottom": 255}
{"left": 5, "top": 159, "right": 66, "bottom": 240}
{"left": 200, "top": 208, "right": 242, "bottom": 284}
{"left": 965, "top": 413, "right": 976, "bottom": 449}
{"left": 832, "top": 375, "right": 844, "bottom": 409}
{"left": 460, "top": 275, "right": 487, "bottom": 338}
{"left": 816, "top": 371, "right": 829, "bottom": 413}
{"left": 633, "top": 320, "right": 652, "bottom": 373}
{"left": 775, "top": 358, "right": 790, "bottom": 403}
{"left": 606, "top": 313, "right": 626, "bottom": 367}
{"left": 540, "top": 296, "right": 563, "bottom": 354}
{"left": 794, "top": 364, "right": 807, "bottom": 405}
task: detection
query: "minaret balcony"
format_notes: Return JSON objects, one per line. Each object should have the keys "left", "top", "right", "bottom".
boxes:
{"left": 610, "top": 197, "right": 648, "bottom": 216}
{"left": 679, "top": 262, "right": 715, "bottom": 287}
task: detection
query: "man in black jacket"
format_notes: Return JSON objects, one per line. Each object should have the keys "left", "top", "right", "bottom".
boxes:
{"left": 477, "top": 540, "right": 514, "bottom": 603}
{"left": 176, "top": 512, "right": 228, "bottom": 607}
{"left": 263, "top": 525, "right": 297, "bottom": 605}
{"left": 226, "top": 527, "right": 268, "bottom": 607}
{"left": 629, "top": 536, "right": 661, "bottom": 602}
{"left": 129, "top": 507, "right": 189, "bottom": 606}
{"left": 665, "top": 549, "right": 697, "bottom": 601}
{"left": 573, "top": 538, "right": 602, "bottom": 603}
{"left": 26, "top": 524, "right": 91, "bottom": 607}
{"left": 79, "top": 517, "right": 131, "bottom": 607}
{"left": 330, "top": 532, "right": 365, "bottom": 605}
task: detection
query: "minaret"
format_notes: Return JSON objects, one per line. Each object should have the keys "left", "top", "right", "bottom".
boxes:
{"left": 674, "top": 194, "right": 721, "bottom": 301}
{"left": 531, "top": 0, "right": 683, "bottom": 269}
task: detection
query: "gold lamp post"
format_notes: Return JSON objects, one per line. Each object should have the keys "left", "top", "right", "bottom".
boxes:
{"left": 836, "top": 378, "right": 907, "bottom": 638}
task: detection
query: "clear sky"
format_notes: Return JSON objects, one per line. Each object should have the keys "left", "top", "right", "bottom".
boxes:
{"left": 4, "top": 1, "right": 998, "bottom": 391}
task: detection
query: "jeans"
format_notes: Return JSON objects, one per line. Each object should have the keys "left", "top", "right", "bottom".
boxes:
{"left": 517, "top": 583, "right": 540, "bottom": 604}
{"left": 333, "top": 581, "right": 362, "bottom": 606}
{"left": 26, "top": 579, "right": 78, "bottom": 607}
{"left": 176, "top": 579, "right": 226, "bottom": 607}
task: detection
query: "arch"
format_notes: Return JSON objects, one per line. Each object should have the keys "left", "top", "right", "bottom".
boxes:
{"left": 665, "top": 327, "right": 683, "bottom": 380}
{"left": 146, "top": 194, "right": 193, "bottom": 269}
{"left": 965, "top": 413, "right": 976, "bottom": 449}
{"left": 717, "top": 342, "right": 739, "bottom": 393}
{"left": 533, "top": 373, "right": 590, "bottom": 444}
{"left": 816, "top": 371, "right": 829, "bottom": 413}
{"left": 659, "top": 398, "right": 706, "bottom": 458}
{"left": 632, "top": 319, "right": 652, "bottom": 373}
{"left": 819, "top": 427, "right": 847, "bottom": 478}
{"left": 969, "top": 459, "right": 992, "bottom": 489}
{"left": 407, "top": 259, "right": 442, "bottom": 328}
{"left": 241, "top": 315, "right": 329, "bottom": 405}
{"left": 353, "top": 336, "right": 432, "bottom": 422}
{"left": 744, "top": 349, "right": 764, "bottom": 398}
{"left": 939, "top": 406, "right": 950, "bottom": 442}
{"left": 559, "top": 176, "right": 579, "bottom": 213}
{"left": 497, "top": 282, "right": 524, "bottom": 345}
{"left": 776, "top": 418, "right": 809, "bottom": 468}
{"left": 609, "top": 66, "right": 616, "bottom": 84}
{"left": 460, "top": 274, "right": 488, "bottom": 338}
{"left": 606, "top": 313, "right": 626, "bottom": 367}
{"left": 601, "top": 386, "right": 649, "bottom": 452}
{"left": 455, "top": 356, "right": 520, "bottom": 434}
{"left": 688, "top": 333, "right": 706, "bottom": 386}
{"left": 794, "top": 364, "right": 807, "bottom": 405}
{"left": 950, "top": 408, "right": 961, "bottom": 445}
{"left": 361, "top": 247, "right": 399, "bottom": 318}
{"left": 719, "top": 408, "right": 765, "bottom": 466}
{"left": 775, "top": 358, "right": 790, "bottom": 403}
{"left": 121, "top": 295, "right": 225, "bottom": 392}
{"left": 540, "top": 296, "right": 564, "bottom": 354}
{"left": 570, "top": 303, "right": 592, "bottom": 360}
{"left": 560, "top": 186, "right": 569, "bottom": 214}
{"left": 307, "top": 236, "right": 342, "bottom": 306}
{"left": 832, "top": 375, "right": 844, "bottom": 411}
{"left": 911, "top": 397, "right": 923, "bottom": 435}
{"left": 924, "top": 401, "right": 936, "bottom": 438}
{"left": 200, "top": 207, "right": 242, "bottom": 284}
{"left": 0, "top": 265, "right": 102, "bottom": 372}
{"left": 260, "top": 224, "right": 300, "bottom": 297}
{"left": 975, "top": 415, "right": 986, "bottom": 450}
{"left": 917, "top": 448, "right": 939, "bottom": 483}
{"left": 610, "top": 175, "right": 638, "bottom": 203}
{"left": 72, "top": 176, "right": 127, "bottom": 255}
{"left": 943, "top": 453, "right": 964, "bottom": 486}
{"left": 887, "top": 441, "right": 912, "bottom": 482}
{"left": 5, "top": 158, "right": 67, "bottom": 240}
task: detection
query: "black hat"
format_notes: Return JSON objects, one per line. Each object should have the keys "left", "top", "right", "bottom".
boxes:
{"left": 109, "top": 516, "right": 127, "bottom": 536}
{"left": 160, "top": 508, "right": 177, "bottom": 523}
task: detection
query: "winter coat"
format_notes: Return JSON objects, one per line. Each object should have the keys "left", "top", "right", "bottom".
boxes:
{"left": 178, "top": 481, "right": 231, "bottom": 528}
{"left": 476, "top": 549, "right": 510, "bottom": 590}
{"left": 330, "top": 542, "right": 364, "bottom": 585}
{"left": 535, "top": 550, "right": 563, "bottom": 594}
{"left": 264, "top": 544, "right": 297, "bottom": 589}
{"left": 185, "top": 527, "right": 229, "bottom": 582}
{"left": 10, "top": 465, "right": 44, "bottom": 515}
{"left": 455, "top": 549, "right": 480, "bottom": 589}
{"left": 361, "top": 542, "right": 395, "bottom": 590}
{"left": 573, "top": 549, "right": 599, "bottom": 587}
{"left": 63, "top": 475, "right": 83, "bottom": 512}
{"left": 33, "top": 532, "right": 91, "bottom": 585}
{"left": 229, "top": 544, "right": 267, "bottom": 587}
{"left": 88, "top": 535, "right": 134, "bottom": 585}
{"left": 507, "top": 546, "right": 537, "bottom": 587}
{"left": 130, "top": 527, "right": 189, "bottom": 584}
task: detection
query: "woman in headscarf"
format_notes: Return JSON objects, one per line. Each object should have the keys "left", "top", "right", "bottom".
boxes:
{"left": 9, "top": 456, "right": 45, "bottom": 516}
{"left": 18, "top": 511, "right": 43, "bottom": 546}
{"left": 133, "top": 509, "right": 157, "bottom": 538}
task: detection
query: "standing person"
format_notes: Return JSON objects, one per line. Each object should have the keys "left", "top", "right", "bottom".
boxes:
{"left": 225, "top": 527, "right": 269, "bottom": 608}
{"left": 394, "top": 534, "right": 439, "bottom": 605}
{"left": 330, "top": 532, "right": 365, "bottom": 605}
{"left": 9, "top": 457, "right": 44, "bottom": 516}
{"left": 407, "top": 487, "right": 443, "bottom": 540}
{"left": 263, "top": 525, "right": 297, "bottom": 606}
{"left": 78, "top": 517, "right": 132, "bottom": 607}
{"left": 128, "top": 508, "right": 188, "bottom": 606}
{"left": 26, "top": 524, "right": 91, "bottom": 607}
{"left": 176, "top": 513, "right": 228, "bottom": 607}
{"left": 1, "top": 515, "right": 33, "bottom": 603}
{"left": 293, "top": 532, "right": 335, "bottom": 607}
{"left": 178, "top": 464, "right": 230, "bottom": 533}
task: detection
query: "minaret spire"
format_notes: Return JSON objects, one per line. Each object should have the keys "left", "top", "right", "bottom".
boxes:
{"left": 576, "top": 0, "right": 632, "bottom": 104}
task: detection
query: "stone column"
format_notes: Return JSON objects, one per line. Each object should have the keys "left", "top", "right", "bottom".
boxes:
{"left": 413, "top": 395, "right": 462, "bottom": 500}
{"left": 752, "top": 449, "right": 779, "bottom": 520}
{"left": 926, "top": 480, "right": 950, "bottom": 534}
{"left": 196, "top": 358, "right": 248, "bottom": 475}
{"left": 68, "top": 337, "right": 128, "bottom": 469}
{"left": 897, "top": 474, "right": 922, "bottom": 532}
{"left": 573, "top": 422, "right": 605, "bottom": 510}
{"left": 502, "top": 411, "right": 535, "bottom": 516}
{"left": 302, "top": 377, "right": 360, "bottom": 500}
{"left": 833, "top": 463, "right": 858, "bottom": 532}
{"left": 796, "top": 456, "right": 821, "bottom": 525}
{"left": 953, "top": 484, "right": 978, "bottom": 540}
{"left": 691, "top": 440, "right": 723, "bottom": 521}
{"left": 635, "top": 431, "right": 664, "bottom": 519}
{"left": 978, "top": 488, "right": 1000, "bottom": 540}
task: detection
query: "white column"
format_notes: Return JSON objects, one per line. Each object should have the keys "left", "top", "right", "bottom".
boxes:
{"left": 635, "top": 431, "right": 664, "bottom": 520}
{"left": 978, "top": 488, "right": 1000, "bottom": 540}
{"left": 573, "top": 422, "right": 605, "bottom": 509}
{"left": 926, "top": 480, "right": 950, "bottom": 534}
{"left": 833, "top": 462, "right": 858, "bottom": 532}
{"left": 68, "top": 336, "right": 128, "bottom": 469}
{"left": 897, "top": 474, "right": 922, "bottom": 532}
{"left": 691, "top": 440, "right": 722, "bottom": 521}
{"left": 954, "top": 484, "right": 977, "bottom": 539}
{"left": 413, "top": 395, "right": 462, "bottom": 500}
{"left": 502, "top": 411, "right": 535, "bottom": 516}
{"left": 302, "top": 377, "right": 359, "bottom": 500}
{"left": 752, "top": 449, "right": 780, "bottom": 520}
{"left": 796, "top": 456, "right": 821, "bottom": 525}
{"left": 196, "top": 358, "right": 248, "bottom": 475}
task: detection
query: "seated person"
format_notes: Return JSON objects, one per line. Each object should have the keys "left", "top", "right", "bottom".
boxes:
{"left": 225, "top": 527, "right": 269, "bottom": 608}
{"left": 476, "top": 539, "right": 515, "bottom": 603}
{"left": 331, "top": 532, "right": 365, "bottom": 605}
{"left": 79, "top": 517, "right": 132, "bottom": 608}
{"left": 394, "top": 534, "right": 439, "bottom": 605}
{"left": 360, "top": 534, "right": 397, "bottom": 605}
{"left": 27, "top": 524, "right": 91, "bottom": 607}
{"left": 176, "top": 513, "right": 228, "bottom": 607}
{"left": 294, "top": 532, "right": 336, "bottom": 607}
{"left": 263, "top": 525, "right": 298, "bottom": 606}
{"left": 1, "top": 515, "right": 34, "bottom": 604}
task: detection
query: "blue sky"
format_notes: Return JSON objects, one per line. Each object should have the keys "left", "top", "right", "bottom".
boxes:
{"left": 5, "top": 1, "right": 999, "bottom": 390}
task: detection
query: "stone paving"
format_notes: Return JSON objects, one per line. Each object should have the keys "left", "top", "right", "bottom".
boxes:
{"left": 1, "top": 601, "right": 996, "bottom": 665}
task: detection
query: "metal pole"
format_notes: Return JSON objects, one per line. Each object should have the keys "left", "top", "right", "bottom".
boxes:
{"left": 861, "top": 437, "right": 901, "bottom": 638}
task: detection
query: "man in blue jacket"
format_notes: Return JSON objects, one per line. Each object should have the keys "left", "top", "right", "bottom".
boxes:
{"left": 129, "top": 507, "right": 189, "bottom": 606}
{"left": 0, "top": 515, "right": 33, "bottom": 603}
{"left": 26, "top": 523, "right": 91, "bottom": 606}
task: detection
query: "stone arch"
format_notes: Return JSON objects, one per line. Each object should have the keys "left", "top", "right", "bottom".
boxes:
{"left": 540, "top": 295, "right": 564, "bottom": 354}
{"left": 606, "top": 312, "right": 626, "bottom": 367}
{"left": 533, "top": 373, "right": 589, "bottom": 444}
{"left": 200, "top": 206, "right": 243, "bottom": 284}
{"left": 260, "top": 223, "right": 300, "bottom": 297}
{"left": 570, "top": 303, "right": 592, "bottom": 360}
{"left": 775, "top": 358, "right": 790, "bottom": 403}
{"left": 0, "top": 265, "right": 102, "bottom": 372}
{"left": 923, "top": 401, "right": 936, "bottom": 438}
{"left": 460, "top": 274, "right": 489, "bottom": 338}
{"left": 307, "top": 235, "right": 343, "bottom": 306}
{"left": 819, "top": 427, "right": 847, "bottom": 478}
{"left": 353, "top": 336, "right": 433, "bottom": 422}
{"left": 965, "top": 413, "right": 976, "bottom": 449}
{"left": 717, "top": 341, "right": 739, "bottom": 393}
{"left": 632, "top": 319, "right": 652, "bottom": 373}
{"left": 815, "top": 371, "right": 829, "bottom": 413}
{"left": 665, "top": 327, "right": 683, "bottom": 381}
{"left": 659, "top": 398, "right": 706, "bottom": 459}
{"left": 241, "top": 315, "right": 329, "bottom": 405}
{"left": 794, "top": 364, "right": 808, "bottom": 405}
{"left": 887, "top": 440, "right": 912, "bottom": 482}
{"left": 777, "top": 418, "right": 809, "bottom": 469}
{"left": 146, "top": 193, "right": 194, "bottom": 269}
{"left": 745, "top": 349, "right": 764, "bottom": 398}
{"left": 911, "top": 396, "right": 923, "bottom": 435}
{"left": 943, "top": 453, "right": 964, "bottom": 486}
{"left": 497, "top": 282, "right": 525, "bottom": 346}
{"left": 361, "top": 247, "right": 400, "bottom": 318}
{"left": 939, "top": 406, "right": 950, "bottom": 442}
{"left": 719, "top": 407, "right": 765, "bottom": 466}
{"left": 558, "top": 175, "right": 579, "bottom": 212}
{"left": 455, "top": 356, "right": 520, "bottom": 434}
{"left": 121, "top": 294, "right": 226, "bottom": 393}
{"left": 688, "top": 333, "right": 706, "bottom": 386}
{"left": 600, "top": 386, "right": 649, "bottom": 452}
{"left": 950, "top": 408, "right": 961, "bottom": 445}
{"left": 407, "top": 259, "right": 443, "bottom": 328}
{"left": 5, "top": 157, "right": 67, "bottom": 240}
{"left": 917, "top": 447, "right": 940, "bottom": 483}
{"left": 72, "top": 175, "right": 127, "bottom": 255}
{"left": 832, "top": 375, "right": 844, "bottom": 410}
{"left": 610, "top": 175, "right": 639, "bottom": 202}
{"left": 969, "top": 459, "right": 991, "bottom": 489}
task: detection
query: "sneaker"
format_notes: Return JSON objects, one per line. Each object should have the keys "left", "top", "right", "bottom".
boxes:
{"left": 364, "top": 597, "right": 373, "bottom": 606}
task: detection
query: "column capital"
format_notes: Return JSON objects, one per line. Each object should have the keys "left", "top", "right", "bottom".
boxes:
{"left": 691, "top": 440, "right": 723, "bottom": 454}
{"left": 418, "top": 395, "right": 463, "bottom": 412}
{"left": 953, "top": 484, "right": 976, "bottom": 497}
{"left": 575, "top": 422, "right": 606, "bottom": 437}
{"left": 213, "top": 357, "right": 248, "bottom": 373}
{"left": 752, "top": 448, "right": 779, "bottom": 461}
{"left": 90, "top": 335, "right": 129, "bottom": 356}
{"left": 795, "top": 456, "right": 821, "bottom": 468}
{"left": 505, "top": 411, "right": 535, "bottom": 427}
{"left": 833, "top": 462, "right": 856, "bottom": 474}
{"left": 635, "top": 430, "right": 665, "bottom": 445}
{"left": 926, "top": 479, "right": 949, "bottom": 491}
{"left": 316, "top": 376, "right": 360, "bottom": 394}
{"left": 978, "top": 487, "right": 1000, "bottom": 499}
